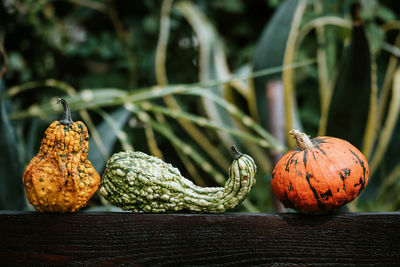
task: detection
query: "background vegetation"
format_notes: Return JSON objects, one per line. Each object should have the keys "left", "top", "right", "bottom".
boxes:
{"left": 1, "top": 0, "right": 399, "bottom": 212}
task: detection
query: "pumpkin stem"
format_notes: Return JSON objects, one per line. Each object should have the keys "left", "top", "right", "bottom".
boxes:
{"left": 290, "top": 129, "right": 314, "bottom": 150}
{"left": 57, "top": 98, "right": 74, "bottom": 125}
{"left": 231, "top": 146, "right": 243, "bottom": 160}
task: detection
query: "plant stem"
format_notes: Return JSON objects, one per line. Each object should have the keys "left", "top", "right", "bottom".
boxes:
{"left": 57, "top": 98, "right": 74, "bottom": 125}
{"left": 290, "top": 129, "right": 313, "bottom": 150}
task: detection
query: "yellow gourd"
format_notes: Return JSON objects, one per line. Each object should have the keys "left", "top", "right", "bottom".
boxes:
{"left": 23, "top": 99, "right": 100, "bottom": 212}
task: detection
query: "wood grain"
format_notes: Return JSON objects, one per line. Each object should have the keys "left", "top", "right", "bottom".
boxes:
{"left": 0, "top": 212, "right": 399, "bottom": 266}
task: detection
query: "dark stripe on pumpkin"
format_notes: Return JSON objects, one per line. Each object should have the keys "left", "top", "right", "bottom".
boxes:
{"left": 349, "top": 149, "right": 367, "bottom": 193}
{"left": 320, "top": 189, "right": 332, "bottom": 200}
{"left": 315, "top": 147, "right": 327, "bottom": 156}
{"left": 339, "top": 169, "right": 349, "bottom": 202}
{"left": 354, "top": 177, "right": 367, "bottom": 195}
{"left": 285, "top": 153, "right": 297, "bottom": 172}
{"left": 312, "top": 138, "right": 329, "bottom": 156}
{"left": 303, "top": 150, "right": 308, "bottom": 169}
{"left": 282, "top": 191, "right": 295, "bottom": 209}
{"left": 312, "top": 137, "right": 329, "bottom": 145}
{"left": 305, "top": 172, "right": 326, "bottom": 211}
{"left": 342, "top": 168, "right": 351, "bottom": 177}
{"left": 288, "top": 182, "right": 293, "bottom": 191}
{"left": 310, "top": 150, "right": 317, "bottom": 160}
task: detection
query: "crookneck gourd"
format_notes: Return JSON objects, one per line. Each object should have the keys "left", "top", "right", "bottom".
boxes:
{"left": 271, "top": 129, "right": 369, "bottom": 214}
{"left": 22, "top": 99, "right": 100, "bottom": 213}
{"left": 100, "top": 147, "right": 257, "bottom": 213}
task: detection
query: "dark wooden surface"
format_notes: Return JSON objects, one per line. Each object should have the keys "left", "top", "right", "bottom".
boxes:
{"left": 0, "top": 212, "right": 399, "bottom": 266}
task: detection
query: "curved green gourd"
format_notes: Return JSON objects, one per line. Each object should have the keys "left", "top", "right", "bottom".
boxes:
{"left": 99, "top": 146, "right": 257, "bottom": 213}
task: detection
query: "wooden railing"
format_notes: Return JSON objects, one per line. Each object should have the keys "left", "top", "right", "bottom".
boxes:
{"left": 1, "top": 211, "right": 399, "bottom": 266}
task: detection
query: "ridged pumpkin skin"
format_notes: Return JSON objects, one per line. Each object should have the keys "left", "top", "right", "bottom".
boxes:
{"left": 271, "top": 130, "right": 369, "bottom": 213}
{"left": 22, "top": 99, "right": 100, "bottom": 213}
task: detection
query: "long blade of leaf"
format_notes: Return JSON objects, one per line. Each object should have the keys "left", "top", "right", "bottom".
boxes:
{"left": 175, "top": 1, "right": 237, "bottom": 151}
{"left": 94, "top": 108, "right": 133, "bottom": 152}
{"left": 377, "top": 33, "right": 400, "bottom": 128}
{"left": 370, "top": 68, "right": 400, "bottom": 175}
{"left": 326, "top": 24, "right": 372, "bottom": 149}
{"left": 88, "top": 107, "right": 131, "bottom": 173}
{"left": 8, "top": 60, "right": 314, "bottom": 121}
{"left": 377, "top": 162, "right": 400, "bottom": 206}
{"left": 252, "top": 0, "right": 300, "bottom": 128}
{"left": 0, "top": 79, "right": 25, "bottom": 210}
{"left": 157, "top": 0, "right": 230, "bottom": 171}
{"left": 179, "top": 89, "right": 286, "bottom": 152}
{"left": 137, "top": 101, "right": 272, "bottom": 148}
{"left": 9, "top": 88, "right": 127, "bottom": 120}
{"left": 361, "top": 56, "right": 378, "bottom": 158}
{"left": 282, "top": 0, "right": 307, "bottom": 148}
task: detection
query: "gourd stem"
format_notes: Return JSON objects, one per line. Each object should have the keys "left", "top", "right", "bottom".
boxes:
{"left": 289, "top": 129, "right": 314, "bottom": 150}
{"left": 231, "top": 146, "right": 243, "bottom": 160}
{"left": 57, "top": 98, "right": 74, "bottom": 125}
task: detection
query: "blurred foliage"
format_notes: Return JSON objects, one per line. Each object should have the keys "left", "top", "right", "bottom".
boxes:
{"left": 1, "top": 0, "right": 400, "bottom": 212}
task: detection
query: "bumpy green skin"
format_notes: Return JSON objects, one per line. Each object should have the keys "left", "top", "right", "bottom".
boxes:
{"left": 100, "top": 149, "right": 257, "bottom": 213}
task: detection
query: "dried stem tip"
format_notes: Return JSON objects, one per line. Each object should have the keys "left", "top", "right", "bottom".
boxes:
{"left": 231, "top": 146, "right": 243, "bottom": 160}
{"left": 289, "top": 129, "right": 314, "bottom": 150}
{"left": 57, "top": 98, "right": 74, "bottom": 125}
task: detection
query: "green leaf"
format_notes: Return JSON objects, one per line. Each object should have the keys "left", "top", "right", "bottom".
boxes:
{"left": 88, "top": 107, "right": 131, "bottom": 173}
{"left": 365, "top": 22, "right": 384, "bottom": 55}
{"left": 326, "top": 24, "right": 372, "bottom": 149}
{"left": 252, "top": 0, "right": 300, "bottom": 127}
{"left": 24, "top": 118, "right": 43, "bottom": 165}
{"left": 175, "top": 1, "right": 237, "bottom": 150}
{"left": 0, "top": 79, "right": 25, "bottom": 210}
{"left": 380, "top": 117, "right": 400, "bottom": 176}
{"left": 370, "top": 68, "right": 400, "bottom": 176}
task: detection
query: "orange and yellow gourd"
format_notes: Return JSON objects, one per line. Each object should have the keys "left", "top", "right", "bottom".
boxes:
{"left": 23, "top": 99, "right": 100, "bottom": 212}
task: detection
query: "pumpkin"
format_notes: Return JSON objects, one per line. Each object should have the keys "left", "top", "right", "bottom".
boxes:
{"left": 99, "top": 146, "right": 257, "bottom": 213}
{"left": 271, "top": 129, "right": 369, "bottom": 213}
{"left": 22, "top": 99, "right": 100, "bottom": 212}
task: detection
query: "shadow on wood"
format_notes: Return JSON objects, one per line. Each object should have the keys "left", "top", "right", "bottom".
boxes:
{"left": 0, "top": 212, "right": 399, "bottom": 266}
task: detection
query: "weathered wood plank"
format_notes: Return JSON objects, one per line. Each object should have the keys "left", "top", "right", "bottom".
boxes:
{"left": 0, "top": 212, "right": 399, "bottom": 266}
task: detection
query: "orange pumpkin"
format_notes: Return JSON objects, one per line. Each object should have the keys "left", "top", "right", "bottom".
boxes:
{"left": 271, "top": 129, "right": 369, "bottom": 213}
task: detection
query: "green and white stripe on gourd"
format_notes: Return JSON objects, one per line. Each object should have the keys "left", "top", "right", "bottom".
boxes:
{"left": 100, "top": 146, "right": 257, "bottom": 213}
